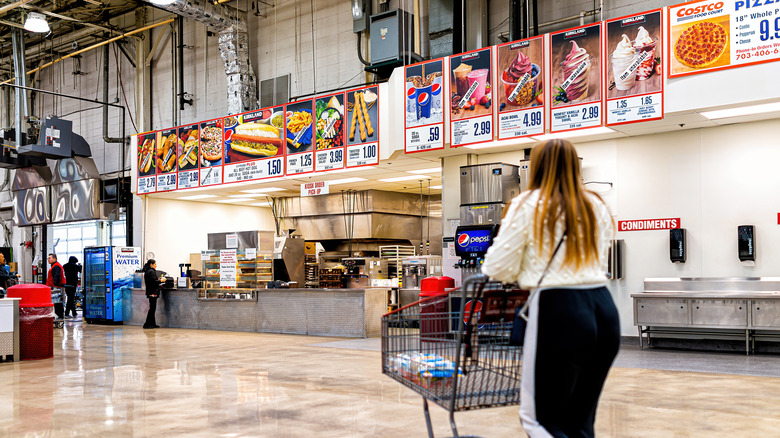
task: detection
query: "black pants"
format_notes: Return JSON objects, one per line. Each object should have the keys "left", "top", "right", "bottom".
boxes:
{"left": 53, "top": 302, "right": 64, "bottom": 319}
{"left": 520, "top": 286, "right": 620, "bottom": 438}
{"left": 64, "top": 286, "right": 77, "bottom": 317}
{"left": 144, "top": 295, "right": 158, "bottom": 328}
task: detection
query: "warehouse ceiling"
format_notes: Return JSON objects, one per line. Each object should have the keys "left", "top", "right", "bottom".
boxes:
{"left": 0, "top": 0, "right": 143, "bottom": 80}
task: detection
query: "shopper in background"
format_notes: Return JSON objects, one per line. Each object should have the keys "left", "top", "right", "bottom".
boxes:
{"left": 481, "top": 139, "right": 619, "bottom": 438}
{"left": 0, "top": 253, "right": 10, "bottom": 295}
{"left": 143, "top": 259, "right": 161, "bottom": 329}
{"left": 47, "top": 253, "right": 66, "bottom": 319}
{"left": 63, "top": 256, "right": 82, "bottom": 319}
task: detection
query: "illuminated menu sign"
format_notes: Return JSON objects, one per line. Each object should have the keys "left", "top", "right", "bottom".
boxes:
{"left": 404, "top": 58, "right": 445, "bottom": 153}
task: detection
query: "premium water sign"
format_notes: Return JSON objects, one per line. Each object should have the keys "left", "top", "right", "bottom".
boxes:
{"left": 84, "top": 246, "right": 141, "bottom": 324}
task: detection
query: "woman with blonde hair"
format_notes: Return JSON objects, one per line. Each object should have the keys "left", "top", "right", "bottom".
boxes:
{"left": 482, "top": 139, "right": 619, "bottom": 438}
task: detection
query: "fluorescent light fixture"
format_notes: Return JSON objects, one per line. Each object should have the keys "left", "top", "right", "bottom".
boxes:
{"left": 216, "top": 198, "right": 254, "bottom": 203}
{"left": 251, "top": 202, "right": 272, "bottom": 207}
{"left": 700, "top": 102, "right": 780, "bottom": 119}
{"left": 532, "top": 126, "right": 615, "bottom": 141}
{"left": 241, "top": 187, "right": 285, "bottom": 194}
{"left": 178, "top": 194, "right": 218, "bottom": 200}
{"left": 149, "top": 0, "right": 177, "bottom": 5}
{"left": 329, "top": 177, "right": 367, "bottom": 185}
{"left": 429, "top": 185, "right": 442, "bottom": 190}
{"left": 229, "top": 194, "right": 260, "bottom": 198}
{"left": 379, "top": 175, "right": 431, "bottom": 182}
{"left": 24, "top": 12, "right": 49, "bottom": 33}
{"left": 407, "top": 167, "right": 442, "bottom": 174}
{"left": 465, "top": 138, "right": 536, "bottom": 150}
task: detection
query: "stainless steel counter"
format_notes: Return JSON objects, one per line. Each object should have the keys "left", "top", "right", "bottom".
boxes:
{"left": 125, "top": 287, "right": 389, "bottom": 337}
{"left": 632, "top": 278, "right": 780, "bottom": 354}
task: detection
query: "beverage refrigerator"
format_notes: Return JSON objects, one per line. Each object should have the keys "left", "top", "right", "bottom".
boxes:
{"left": 83, "top": 246, "right": 141, "bottom": 324}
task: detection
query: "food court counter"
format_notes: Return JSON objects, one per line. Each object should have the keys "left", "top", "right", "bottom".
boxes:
{"left": 125, "top": 287, "right": 388, "bottom": 337}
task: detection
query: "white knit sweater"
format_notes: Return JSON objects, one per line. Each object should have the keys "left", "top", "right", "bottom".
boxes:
{"left": 481, "top": 190, "right": 614, "bottom": 289}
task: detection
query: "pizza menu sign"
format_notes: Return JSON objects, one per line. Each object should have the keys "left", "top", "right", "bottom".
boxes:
{"left": 136, "top": 86, "right": 380, "bottom": 194}
{"left": 668, "top": 0, "right": 780, "bottom": 77}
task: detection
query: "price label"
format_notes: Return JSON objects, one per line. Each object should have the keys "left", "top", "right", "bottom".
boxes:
{"left": 451, "top": 114, "right": 493, "bottom": 146}
{"left": 177, "top": 169, "right": 200, "bottom": 189}
{"left": 346, "top": 142, "right": 379, "bottom": 167}
{"left": 137, "top": 176, "right": 156, "bottom": 194}
{"left": 498, "top": 107, "right": 544, "bottom": 139}
{"left": 223, "top": 159, "right": 263, "bottom": 183}
{"left": 200, "top": 166, "right": 222, "bottom": 186}
{"left": 607, "top": 93, "right": 663, "bottom": 125}
{"left": 405, "top": 124, "right": 444, "bottom": 153}
{"left": 287, "top": 152, "right": 314, "bottom": 175}
{"left": 315, "top": 147, "right": 345, "bottom": 172}
{"left": 156, "top": 173, "right": 177, "bottom": 192}
{"left": 551, "top": 102, "right": 602, "bottom": 132}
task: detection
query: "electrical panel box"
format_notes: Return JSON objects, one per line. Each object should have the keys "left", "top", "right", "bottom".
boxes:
{"left": 369, "top": 9, "right": 414, "bottom": 64}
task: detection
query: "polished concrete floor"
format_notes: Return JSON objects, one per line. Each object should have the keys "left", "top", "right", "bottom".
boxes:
{"left": 2, "top": 320, "right": 780, "bottom": 437}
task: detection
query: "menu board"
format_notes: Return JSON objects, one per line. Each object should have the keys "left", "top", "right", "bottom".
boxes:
{"left": 155, "top": 128, "right": 178, "bottom": 192}
{"left": 314, "top": 93, "right": 346, "bottom": 172}
{"left": 199, "top": 118, "right": 223, "bottom": 187}
{"left": 223, "top": 107, "right": 285, "bottom": 183}
{"left": 448, "top": 48, "right": 494, "bottom": 147}
{"left": 404, "top": 58, "right": 445, "bottom": 153}
{"left": 605, "top": 10, "right": 664, "bottom": 125}
{"left": 285, "top": 99, "right": 315, "bottom": 175}
{"left": 177, "top": 123, "right": 200, "bottom": 189}
{"left": 668, "top": 0, "right": 780, "bottom": 77}
{"left": 345, "top": 86, "right": 379, "bottom": 167}
{"left": 136, "top": 131, "right": 157, "bottom": 194}
{"left": 549, "top": 23, "right": 604, "bottom": 133}
{"left": 496, "top": 37, "right": 546, "bottom": 139}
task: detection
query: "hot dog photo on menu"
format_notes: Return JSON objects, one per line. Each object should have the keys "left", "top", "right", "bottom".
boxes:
{"left": 225, "top": 107, "right": 285, "bottom": 163}
{"left": 199, "top": 118, "right": 223, "bottom": 167}
{"left": 606, "top": 11, "right": 662, "bottom": 99}
{"left": 550, "top": 24, "right": 602, "bottom": 107}
{"left": 137, "top": 132, "right": 157, "bottom": 177}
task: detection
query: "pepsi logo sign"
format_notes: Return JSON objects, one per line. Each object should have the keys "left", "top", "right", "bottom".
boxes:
{"left": 457, "top": 233, "right": 490, "bottom": 247}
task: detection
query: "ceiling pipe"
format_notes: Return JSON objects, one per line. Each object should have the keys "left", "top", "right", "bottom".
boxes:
{"left": 0, "top": 0, "right": 34, "bottom": 16}
{"left": 103, "top": 44, "right": 124, "bottom": 145}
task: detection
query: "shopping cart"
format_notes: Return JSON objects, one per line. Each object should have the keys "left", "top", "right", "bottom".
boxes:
{"left": 381, "top": 274, "right": 529, "bottom": 438}
{"left": 51, "top": 287, "right": 64, "bottom": 328}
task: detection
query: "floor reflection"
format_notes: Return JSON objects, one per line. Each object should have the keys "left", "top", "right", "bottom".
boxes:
{"left": 2, "top": 321, "right": 780, "bottom": 437}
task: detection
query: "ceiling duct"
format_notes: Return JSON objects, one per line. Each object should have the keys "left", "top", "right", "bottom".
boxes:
{"left": 143, "top": 0, "right": 257, "bottom": 114}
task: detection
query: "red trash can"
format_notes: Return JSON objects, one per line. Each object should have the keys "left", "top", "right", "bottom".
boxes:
{"left": 6, "top": 284, "right": 54, "bottom": 360}
{"left": 419, "top": 276, "right": 455, "bottom": 339}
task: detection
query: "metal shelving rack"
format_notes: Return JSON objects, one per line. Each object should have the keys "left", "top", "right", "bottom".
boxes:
{"left": 379, "top": 245, "right": 415, "bottom": 288}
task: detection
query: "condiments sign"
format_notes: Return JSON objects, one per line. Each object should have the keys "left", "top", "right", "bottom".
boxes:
{"left": 618, "top": 218, "right": 681, "bottom": 231}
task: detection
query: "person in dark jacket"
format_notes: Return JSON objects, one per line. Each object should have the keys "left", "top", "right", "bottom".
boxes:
{"left": 143, "top": 259, "right": 161, "bottom": 329}
{"left": 47, "top": 253, "right": 66, "bottom": 319}
{"left": 63, "top": 256, "right": 82, "bottom": 318}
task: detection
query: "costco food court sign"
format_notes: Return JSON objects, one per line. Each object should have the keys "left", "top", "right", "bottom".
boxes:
{"left": 618, "top": 218, "right": 681, "bottom": 231}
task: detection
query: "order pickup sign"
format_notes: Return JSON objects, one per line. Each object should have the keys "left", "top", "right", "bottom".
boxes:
{"left": 301, "top": 181, "right": 329, "bottom": 197}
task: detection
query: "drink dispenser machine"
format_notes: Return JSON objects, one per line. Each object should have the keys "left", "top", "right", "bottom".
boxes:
{"left": 454, "top": 224, "right": 500, "bottom": 280}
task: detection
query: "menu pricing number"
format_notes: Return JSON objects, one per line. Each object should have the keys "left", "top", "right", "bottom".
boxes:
{"left": 315, "top": 148, "right": 345, "bottom": 171}
{"left": 265, "top": 157, "right": 283, "bottom": 177}
{"left": 607, "top": 93, "right": 662, "bottom": 125}
{"left": 347, "top": 142, "right": 379, "bottom": 167}
{"left": 138, "top": 176, "right": 156, "bottom": 194}
{"left": 551, "top": 102, "right": 602, "bottom": 132}
{"left": 498, "top": 107, "right": 544, "bottom": 139}
{"left": 452, "top": 114, "right": 493, "bottom": 146}
{"left": 177, "top": 170, "right": 200, "bottom": 189}
{"left": 405, "top": 124, "right": 444, "bottom": 153}
{"left": 287, "top": 152, "right": 314, "bottom": 174}
{"left": 200, "top": 166, "right": 222, "bottom": 186}
{"left": 156, "top": 173, "right": 177, "bottom": 191}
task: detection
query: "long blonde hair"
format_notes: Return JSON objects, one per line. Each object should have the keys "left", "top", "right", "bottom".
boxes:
{"left": 528, "top": 139, "right": 602, "bottom": 268}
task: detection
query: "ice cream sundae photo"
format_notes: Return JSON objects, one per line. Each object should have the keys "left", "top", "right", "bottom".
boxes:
{"left": 555, "top": 40, "right": 592, "bottom": 104}
{"left": 633, "top": 27, "right": 658, "bottom": 81}
{"left": 501, "top": 51, "right": 540, "bottom": 107}
{"left": 611, "top": 35, "right": 638, "bottom": 91}
{"left": 605, "top": 12, "right": 663, "bottom": 99}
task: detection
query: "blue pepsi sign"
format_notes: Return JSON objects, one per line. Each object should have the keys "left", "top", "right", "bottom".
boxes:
{"left": 454, "top": 225, "right": 498, "bottom": 257}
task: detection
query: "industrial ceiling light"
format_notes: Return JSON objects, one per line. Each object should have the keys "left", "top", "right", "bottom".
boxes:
{"left": 23, "top": 12, "right": 50, "bottom": 33}
{"left": 149, "top": 0, "right": 177, "bottom": 5}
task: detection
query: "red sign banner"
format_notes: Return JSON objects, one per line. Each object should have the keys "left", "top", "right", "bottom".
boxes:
{"left": 618, "top": 218, "right": 681, "bottom": 231}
